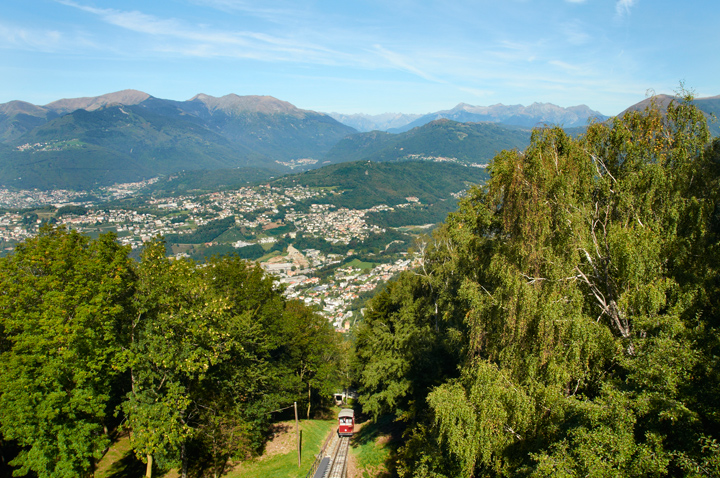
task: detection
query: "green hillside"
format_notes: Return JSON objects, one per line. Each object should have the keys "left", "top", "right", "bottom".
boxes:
{"left": 324, "top": 119, "right": 532, "bottom": 165}
{"left": 273, "top": 159, "right": 489, "bottom": 209}
{"left": 22, "top": 105, "right": 266, "bottom": 170}
{"left": 136, "top": 96, "right": 357, "bottom": 162}
{"left": 140, "top": 167, "right": 279, "bottom": 196}
{"left": 0, "top": 101, "right": 57, "bottom": 143}
{"left": 0, "top": 105, "right": 272, "bottom": 189}
{"left": 0, "top": 145, "right": 151, "bottom": 190}
{"left": 195, "top": 109, "right": 357, "bottom": 162}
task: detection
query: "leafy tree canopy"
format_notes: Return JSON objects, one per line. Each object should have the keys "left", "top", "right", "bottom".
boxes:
{"left": 0, "top": 226, "right": 135, "bottom": 478}
{"left": 355, "top": 95, "right": 720, "bottom": 477}
{"left": 0, "top": 229, "right": 345, "bottom": 477}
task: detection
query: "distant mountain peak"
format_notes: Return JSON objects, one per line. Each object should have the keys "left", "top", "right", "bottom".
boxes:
{"left": 0, "top": 100, "right": 47, "bottom": 116}
{"left": 426, "top": 118, "right": 452, "bottom": 126}
{"left": 189, "top": 93, "right": 306, "bottom": 117}
{"left": 389, "top": 101, "right": 608, "bottom": 133}
{"left": 326, "top": 112, "right": 424, "bottom": 132}
{"left": 44, "top": 89, "right": 151, "bottom": 114}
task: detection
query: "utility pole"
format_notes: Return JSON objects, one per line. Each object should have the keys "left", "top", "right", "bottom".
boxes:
{"left": 295, "top": 401, "right": 301, "bottom": 467}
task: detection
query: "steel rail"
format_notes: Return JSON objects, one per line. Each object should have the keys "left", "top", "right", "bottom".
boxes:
{"left": 327, "top": 436, "right": 349, "bottom": 478}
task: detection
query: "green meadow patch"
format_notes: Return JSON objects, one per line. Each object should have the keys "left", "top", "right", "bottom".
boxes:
{"left": 228, "top": 418, "right": 335, "bottom": 478}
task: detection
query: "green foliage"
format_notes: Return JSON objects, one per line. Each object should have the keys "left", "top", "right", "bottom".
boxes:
{"left": 121, "top": 243, "right": 346, "bottom": 475}
{"left": 354, "top": 96, "right": 720, "bottom": 476}
{"left": 0, "top": 226, "right": 135, "bottom": 477}
{"left": 165, "top": 216, "right": 235, "bottom": 244}
{"left": 0, "top": 227, "right": 345, "bottom": 477}
{"left": 354, "top": 267, "right": 467, "bottom": 421}
{"left": 283, "top": 301, "right": 345, "bottom": 418}
{"left": 56, "top": 204, "right": 88, "bottom": 215}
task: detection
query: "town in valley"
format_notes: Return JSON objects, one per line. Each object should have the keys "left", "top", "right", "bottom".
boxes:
{"left": 0, "top": 179, "right": 429, "bottom": 331}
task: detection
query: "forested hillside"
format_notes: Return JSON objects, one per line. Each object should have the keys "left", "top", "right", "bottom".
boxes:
{"left": 273, "top": 160, "right": 489, "bottom": 209}
{"left": 0, "top": 228, "right": 345, "bottom": 478}
{"left": 324, "top": 120, "right": 531, "bottom": 165}
{"left": 354, "top": 96, "right": 720, "bottom": 477}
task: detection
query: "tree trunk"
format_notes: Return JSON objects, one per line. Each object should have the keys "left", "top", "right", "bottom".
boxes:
{"left": 306, "top": 382, "right": 312, "bottom": 419}
{"left": 145, "top": 454, "right": 153, "bottom": 478}
{"left": 181, "top": 441, "right": 188, "bottom": 478}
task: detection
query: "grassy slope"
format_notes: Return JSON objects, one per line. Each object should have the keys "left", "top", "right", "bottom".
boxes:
{"left": 95, "top": 434, "right": 178, "bottom": 478}
{"left": 228, "top": 418, "right": 336, "bottom": 478}
{"left": 349, "top": 414, "right": 401, "bottom": 478}
{"left": 94, "top": 419, "right": 336, "bottom": 478}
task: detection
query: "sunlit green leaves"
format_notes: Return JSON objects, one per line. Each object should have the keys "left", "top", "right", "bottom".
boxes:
{"left": 356, "top": 96, "right": 720, "bottom": 477}
{"left": 0, "top": 226, "right": 135, "bottom": 478}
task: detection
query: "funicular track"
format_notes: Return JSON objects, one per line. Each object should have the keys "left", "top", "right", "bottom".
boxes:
{"left": 306, "top": 429, "right": 350, "bottom": 478}
{"left": 327, "top": 434, "right": 350, "bottom": 478}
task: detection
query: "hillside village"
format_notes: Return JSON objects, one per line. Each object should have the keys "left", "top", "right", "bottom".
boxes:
{"left": 0, "top": 180, "right": 426, "bottom": 330}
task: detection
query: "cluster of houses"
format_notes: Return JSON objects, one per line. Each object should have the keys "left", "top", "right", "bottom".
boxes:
{"left": 1, "top": 181, "right": 427, "bottom": 330}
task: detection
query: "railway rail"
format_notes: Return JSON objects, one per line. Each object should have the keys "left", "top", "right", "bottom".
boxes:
{"left": 327, "top": 434, "right": 349, "bottom": 478}
{"left": 306, "top": 428, "right": 350, "bottom": 478}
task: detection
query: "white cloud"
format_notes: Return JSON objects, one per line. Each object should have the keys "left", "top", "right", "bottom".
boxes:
{"left": 549, "top": 60, "right": 585, "bottom": 74}
{"left": 372, "top": 45, "right": 447, "bottom": 84}
{"left": 55, "top": 0, "right": 343, "bottom": 64}
{"left": 189, "top": 0, "right": 310, "bottom": 24}
{"left": 616, "top": 0, "right": 636, "bottom": 17}
{"left": 561, "top": 21, "right": 591, "bottom": 45}
{"left": 0, "top": 21, "right": 96, "bottom": 52}
{"left": 458, "top": 86, "right": 494, "bottom": 98}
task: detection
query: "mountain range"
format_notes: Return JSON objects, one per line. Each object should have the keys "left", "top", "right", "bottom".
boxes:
{"left": 389, "top": 102, "right": 608, "bottom": 133}
{"left": 328, "top": 102, "right": 607, "bottom": 133}
{"left": 327, "top": 112, "right": 424, "bottom": 132}
{"left": 0, "top": 90, "right": 356, "bottom": 189}
{"left": 0, "top": 90, "right": 717, "bottom": 191}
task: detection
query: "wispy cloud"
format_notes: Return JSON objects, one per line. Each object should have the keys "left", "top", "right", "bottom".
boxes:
{"left": 458, "top": 86, "right": 494, "bottom": 98}
{"left": 372, "top": 45, "right": 448, "bottom": 84}
{"left": 549, "top": 60, "right": 586, "bottom": 74}
{"left": 616, "top": 0, "right": 636, "bottom": 17}
{"left": 0, "top": 21, "right": 98, "bottom": 52}
{"left": 0, "top": 23, "right": 62, "bottom": 50}
{"left": 189, "top": 0, "right": 312, "bottom": 24}
{"left": 561, "top": 21, "right": 591, "bottom": 45}
{"left": 56, "top": 0, "right": 342, "bottom": 64}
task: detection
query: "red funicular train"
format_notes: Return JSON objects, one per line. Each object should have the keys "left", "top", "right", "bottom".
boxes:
{"left": 338, "top": 408, "right": 354, "bottom": 437}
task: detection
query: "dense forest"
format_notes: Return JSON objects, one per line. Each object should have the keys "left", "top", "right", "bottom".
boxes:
{"left": 0, "top": 229, "right": 346, "bottom": 478}
{"left": 354, "top": 96, "right": 720, "bottom": 476}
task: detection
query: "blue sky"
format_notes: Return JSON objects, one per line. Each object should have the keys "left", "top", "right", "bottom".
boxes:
{"left": 1, "top": 0, "right": 717, "bottom": 115}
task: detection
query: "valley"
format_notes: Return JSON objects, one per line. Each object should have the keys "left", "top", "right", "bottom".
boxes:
{"left": 1, "top": 90, "right": 717, "bottom": 335}
{"left": 0, "top": 160, "right": 487, "bottom": 330}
